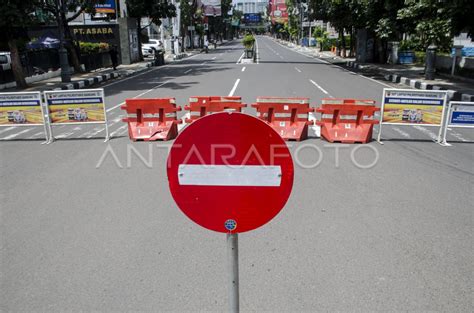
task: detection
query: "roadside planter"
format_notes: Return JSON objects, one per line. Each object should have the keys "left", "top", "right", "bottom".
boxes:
{"left": 242, "top": 34, "right": 256, "bottom": 63}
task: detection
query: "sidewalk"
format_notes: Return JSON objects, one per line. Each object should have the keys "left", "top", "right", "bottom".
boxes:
{"left": 2, "top": 50, "right": 198, "bottom": 93}
{"left": 274, "top": 38, "right": 474, "bottom": 101}
{"left": 346, "top": 61, "right": 474, "bottom": 101}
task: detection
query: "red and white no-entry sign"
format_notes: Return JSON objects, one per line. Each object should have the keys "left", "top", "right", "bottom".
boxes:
{"left": 167, "top": 112, "right": 294, "bottom": 233}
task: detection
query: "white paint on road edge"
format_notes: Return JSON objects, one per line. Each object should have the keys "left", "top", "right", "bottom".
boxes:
{"left": 272, "top": 37, "right": 393, "bottom": 88}
{"left": 1, "top": 128, "right": 32, "bottom": 140}
{"left": 228, "top": 79, "right": 240, "bottom": 96}
{"left": 242, "top": 67, "right": 246, "bottom": 72}
{"left": 0, "top": 126, "right": 15, "bottom": 135}
{"left": 310, "top": 79, "right": 333, "bottom": 97}
{"left": 236, "top": 52, "right": 244, "bottom": 64}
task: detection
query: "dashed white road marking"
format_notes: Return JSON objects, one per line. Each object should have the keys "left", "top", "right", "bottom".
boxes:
{"left": 28, "top": 132, "right": 45, "bottom": 139}
{"left": 236, "top": 52, "right": 245, "bottom": 64}
{"left": 228, "top": 79, "right": 240, "bottom": 97}
{"left": 1, "top": 128, "right": 32, "bottom": 140}
{"left": 87, "top": 127, "right": 106, "bottom": 139}
{"left": 0, "top": 127, "right": 15, "bottom": 135}
{"left": 55, "top": 132, "right": 74, "bottom": 139}
{"left": 295, "top": 67, "right": 302, "bottom": 73}
{"left": 448, "top": 130, "right": 468, "bottom": 142}
{"left": 184, "top": 69, "right": 192, "bottom": 74}
{"left": 279, "top": 55, "right": 284, "bottom": 59}
{"left": 212, "top": 56, "right": 217, "bottom": 60}
{"left": 309, "top": 79, "right": 333, "bottom": 97}
{"left": 201, "top": 61, "right": 207, "bottom": 65}
{"left": 242, "top": 67, "right": 246, "bottom": 72}
{"left": 110, "top": 124, "right": 128, "bottom": 138}
{"left": 271, "top": 37, "right": 393, "bottom": 88}
{"left": 413, "top": 126, "right": 439, "bottom": 141}
{"left": 392, "top": 127, "right": 411, "bottom": 138}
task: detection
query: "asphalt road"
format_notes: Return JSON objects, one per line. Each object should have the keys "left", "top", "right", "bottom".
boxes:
{"left": 1, "top": 36, "right": 473, "bottom": 312}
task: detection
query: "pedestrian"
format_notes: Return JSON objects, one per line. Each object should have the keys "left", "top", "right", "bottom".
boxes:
{"left": 109, "top": 45, "right": 118, "bottom": 70}
{"left": 204, "top": 37, "right": 209, "bottom": 53}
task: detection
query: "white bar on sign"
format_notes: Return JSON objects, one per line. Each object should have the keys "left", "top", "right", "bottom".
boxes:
{"left": 178, "top": 165, "right": 282, "bottom": 186}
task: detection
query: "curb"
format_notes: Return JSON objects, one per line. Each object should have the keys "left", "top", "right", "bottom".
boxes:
{"left": 346, "top": 61, "right": 474, "bottom": 101}
{"left": 54, "top": 61, "right": 154, "bottom": 91}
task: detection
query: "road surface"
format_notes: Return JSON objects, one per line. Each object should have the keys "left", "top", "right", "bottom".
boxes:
{"left": 1, "top": 36, "right": 473, "bottom": 312}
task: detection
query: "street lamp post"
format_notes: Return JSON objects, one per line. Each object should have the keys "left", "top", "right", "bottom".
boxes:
{"left": 56, "top": 0, "right": 72, "bottom": 82}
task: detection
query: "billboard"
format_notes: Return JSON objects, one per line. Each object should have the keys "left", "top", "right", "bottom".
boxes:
{"left": 244, "top": 13, "right": 261, "bottom": 24}
{"left": 381, "top": 89, "right": 447, "bottom": 126}
{"left": 270, "top": 0, "right": 288, "bottom": 24}
{"left": 45, "top": 89, "right": 106, "bottom": 124}
{"left": 199, "top": 0, "right": 221, "bottom": 16}
{"left": 0, "top": 92, "right": 44, "bottom": 125}
{"left": 95, "top": 0, "right": 116, "bottom": 14}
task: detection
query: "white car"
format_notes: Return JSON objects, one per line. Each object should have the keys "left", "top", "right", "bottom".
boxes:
{"left": 142, "top": 46, "right": 154, "bottom": 57}
{"left": 0, "top": 52, "right": 12, "bottom": 71}
{"left": 143, "top": 39, "right": 163, "bottom": 53}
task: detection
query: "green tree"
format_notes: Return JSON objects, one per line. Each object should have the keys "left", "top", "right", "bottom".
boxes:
{"left": 397, "top": 0, "right": 471, "bottom": 51}
{"left": 0, "top": 0, "right": 40, "bottom": 87}
{"left": 40, "top": 0, "right": 107, "bottom": 73}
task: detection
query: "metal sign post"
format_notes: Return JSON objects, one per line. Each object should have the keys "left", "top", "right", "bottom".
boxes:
{"left": 227, "top": 233, "right": 239, "bottom": 313}
{"left": 167, "top": 112, "right": 294, "bottom": 312}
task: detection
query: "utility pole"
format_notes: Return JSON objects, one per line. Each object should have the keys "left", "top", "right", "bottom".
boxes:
{"left": 56, "top": 0, "right": 72, "bottom": 82}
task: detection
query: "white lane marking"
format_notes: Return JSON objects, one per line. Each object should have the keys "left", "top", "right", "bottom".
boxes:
{"left": 412, "top": 126, "right": 439, "bottom": 141}
{"left": 392, "top": 127, "right": 411, "bottom": 138}
{"left": 1, "top": 128, "right": 32, "bottom": 140}
{"left": 255, "top": 37, "right": 259, "bottom": 64}
{"left": 279, "top": 55, "right": 284, "bottom": 59}
{"left": 448, "top": 130, "right": 468, "bottom": 142}
{"left": 201, "top": 61, "right": 207, "bottom": 65}
{"left": 309, "top": 79, "right": 333, "bottom": 97}
{"left": 101, "top": 52, "right": 203, "bottom": 88}
{"left": 184, "top": 69, "right": 192, "bottom": 74}
{"left": 241, "top": 67, "right": 246, "bottom": 72}
{"left": 0, "top": 127, "right": 16, "bottom": 135}
{"left": 55, "top": 132, "right": 74, "bottom": 139}
{"left": 236, "top": 52, "right": 245, "bottom": 64}
{"left": 228, "top": 78, "right": 240, "bottom": 97}
{"left": 295, "top": 67, "right": 302, "bottom": 73}
{"left": 109, "top": 117, "right": 122, "bottom": 126}
{"left": 106, "top": 80, "right": 171, "bottom": 112}
{"left": 27, "top": 132, "right": 45, "bottom": 139}
{"left": 110, "top": 124, "right": 128, "bottom": 138}
{"left": 212, "top": 56, "right": 217, "bottom": 60}
{"left": 272, "top": 38, "right": 393, "bottom": 88}
{"left": 87, "top": 127, "right": 106, "bottom": 138}
{"left": 178, "top": 165, "right": 282, "bottom": 186}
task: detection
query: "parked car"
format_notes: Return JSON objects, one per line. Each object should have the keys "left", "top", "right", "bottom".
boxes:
{"left": 143, "top": 39, "right": 163, "bottom": 53}
{"left": 142, "top": 46, "right": 154, "bottom": 58}
{"left": 0, "top": 52, "right": 12, "bottom": 71}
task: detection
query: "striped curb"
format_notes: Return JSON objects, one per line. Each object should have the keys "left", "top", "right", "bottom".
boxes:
{"left": 346, "top": 61, "right": 474, "bottom": 101}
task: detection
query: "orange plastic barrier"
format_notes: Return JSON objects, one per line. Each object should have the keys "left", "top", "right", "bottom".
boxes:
{"left": 184, "top": 96, "right": 246, "bottom": 123}
{"left": 121, "top": 98, "right": 182, "bottom": 141}
{"left": 316, "top": 98, "right": 379, "bottom": 143}
{"left": 251, "top": 97, "right": 314, "bottom": 141}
